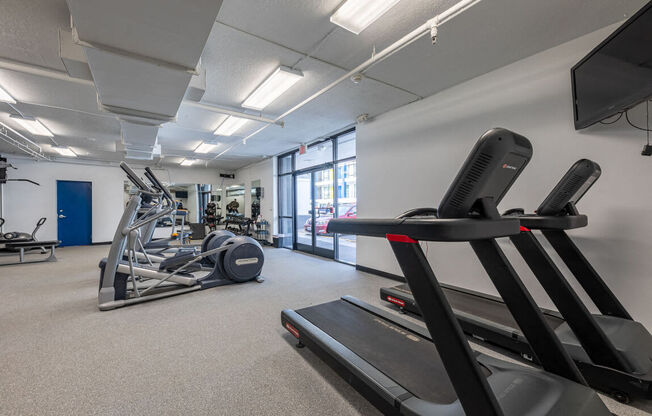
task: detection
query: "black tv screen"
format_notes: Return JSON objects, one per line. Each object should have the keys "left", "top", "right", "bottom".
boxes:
{"left": 175, "top": 190, "right": 188, "bottom": 199}
{"left": 572, "top": 2, "right": 652, "bottom": 129}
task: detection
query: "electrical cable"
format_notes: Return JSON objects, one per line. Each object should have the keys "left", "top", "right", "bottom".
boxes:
{"left": 625, "top": 101, "right": 652, "bottom": 133}
{"left": 599, "top": 112, "right": 623, "bottom": 124}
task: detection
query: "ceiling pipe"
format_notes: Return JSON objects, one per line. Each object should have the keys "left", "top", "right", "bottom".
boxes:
{"left": 214, "top": 0, "right": 484, "bottom": 159}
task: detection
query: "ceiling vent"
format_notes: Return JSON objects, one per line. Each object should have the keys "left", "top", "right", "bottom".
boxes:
{"left": 66, "top": 0, "right": 223, "bottom": 157}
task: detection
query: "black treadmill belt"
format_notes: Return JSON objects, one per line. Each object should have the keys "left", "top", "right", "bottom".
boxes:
{"left": 443, "top": 286, "right": 565, "bottom": 330}
{"left": 297, "top": 299, "right": 469, "bottom": 404}
{"left": 393, "top": 284, "right": 564, "bottom": 331}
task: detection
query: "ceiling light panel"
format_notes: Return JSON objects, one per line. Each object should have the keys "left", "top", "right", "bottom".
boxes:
{"left": 10, "top": 115, "right": 54, "bottom": 137}
{"left": 242, "top": 66, "right": 303, "bottom": 111}
{"left": 180, "top": 158, "right": 196, "bottom": 166}
{"left": 0, "top": 85, "right": 16, "bottom": 104}
{"left": 53, "top": 146, "right": 77, "bottom": 157}
{"left": 195, "top": 142, "right": 219, "bottom": 154}
{"left": 214, "top": 116, "right": 248, "bottom": 136}
{"left": 330, "top": 0, "right": 402, "bottom": 34}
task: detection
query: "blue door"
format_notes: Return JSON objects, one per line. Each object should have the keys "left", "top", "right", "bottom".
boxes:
{"left": 57, "top": 181, "right": 92, "bottom": 246}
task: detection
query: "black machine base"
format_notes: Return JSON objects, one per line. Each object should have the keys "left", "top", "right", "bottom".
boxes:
{"left": 282, "top": 296, "right": 609, "bottom": 415}
{"left": 379, "top": 283, "right": 652, "bottom": 401}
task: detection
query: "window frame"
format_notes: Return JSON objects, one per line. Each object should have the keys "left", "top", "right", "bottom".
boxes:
{"left": 277, "top": 127, "right": 356, "bottom": 263}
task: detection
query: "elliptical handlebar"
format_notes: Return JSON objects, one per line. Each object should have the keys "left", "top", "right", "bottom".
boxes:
{"left": 120, "top": 162, "right": 152, "bottom": 192}
{"left": 144, "top": 167, "right": 175, "bottom": 204}
{"left": 31, "top": 217, "right": 46, "bottom": 240}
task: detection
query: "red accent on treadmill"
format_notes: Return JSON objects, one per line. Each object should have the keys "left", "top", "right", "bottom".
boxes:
{"left": 386, "top": 296, "right": 406, "bottom": 307}
{"left": 520, "top": 226, "right": 531, "bottom": 232}
{"left": 386, "top": 234, "right": 418, "bottom": 243}
{"left": 285, "top": 322, "right": 300, "bottom": 339}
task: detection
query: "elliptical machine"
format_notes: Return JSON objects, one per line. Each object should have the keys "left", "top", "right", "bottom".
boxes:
{"left": 98, "top": 163, "right": 264, "bottom": 311}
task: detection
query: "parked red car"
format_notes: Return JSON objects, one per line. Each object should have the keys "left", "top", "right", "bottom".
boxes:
{"left": 304, "top": 205, "right": 356, "bottom": 235}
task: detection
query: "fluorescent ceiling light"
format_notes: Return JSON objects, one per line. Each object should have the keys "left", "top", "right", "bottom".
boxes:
{"left": 242, "top": 66, "right": 303, "bottom": 111}
{"left": 10, "top": 115, "right": 54, "bottom": 137}
{"left": 52, "top": 146, "right": 77, "bottom": 157}
{"left": 180, "top": 158, "right": 196, "bottom": 166}
{"left": 330, "top": 0, "right": 402, "bottom": 34}
{"left": 0, "top": 85, "right": 16, "bottom": 104}
{"left": 214, "top": 116, "right": 248, "bottom": 136}
{"left": 195, "top": 142, "right": 219, "bottom": 154}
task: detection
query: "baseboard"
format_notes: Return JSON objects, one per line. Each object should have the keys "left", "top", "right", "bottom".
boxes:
{"left": 91, "top": 241, "right": 112, "bottom": 246}
{"left": 355, "top": 264, "right": 405, "bottom": 282}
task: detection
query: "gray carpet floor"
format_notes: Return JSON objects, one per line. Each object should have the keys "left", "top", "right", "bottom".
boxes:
{"left": 0, "top": 246, "right": 649, "bottom": 415}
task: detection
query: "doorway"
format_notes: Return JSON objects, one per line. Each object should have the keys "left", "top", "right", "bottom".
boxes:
{"left": 57, "top": 180, "right": 92, "bottom": 246}
{"left": 294, "top": 167, "right": 334, "bottom": 258}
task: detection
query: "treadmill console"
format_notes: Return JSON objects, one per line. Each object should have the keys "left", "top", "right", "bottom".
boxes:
{"left": 537, "top": 159, "right": 601, "bottom": 216}
{"left": 438, "top": 128, "right": 533, "bottom": 219}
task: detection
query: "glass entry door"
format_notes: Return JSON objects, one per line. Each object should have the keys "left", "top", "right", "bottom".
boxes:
{"left": 294, "top": 167, "right": 334, "bottom": 258}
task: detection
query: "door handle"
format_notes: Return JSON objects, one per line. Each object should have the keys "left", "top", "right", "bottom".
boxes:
{"left": 58, "top": 214, "right": 67, "bottom": 219}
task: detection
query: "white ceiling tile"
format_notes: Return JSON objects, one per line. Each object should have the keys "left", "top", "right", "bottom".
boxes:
{"left": 201, "top": 23, "right": 305, "bottom": 108}
{"left": 0, "top": 0, "right": 70, "bottom": 71}
{"left": 215, "top": 0, "right": 341, "bottom": 53}
{"left": 0, "top": 0, "right": 647, "bottom": 170}
{"left": 363, "top": 0, "right": 649, "bottom": 97}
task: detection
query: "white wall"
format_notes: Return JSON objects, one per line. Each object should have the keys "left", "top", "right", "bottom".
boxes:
{"left": 186, "top": 185, "right": 199, "bottom": 223}
{"left": 235, "top": 157, "right": 277, "bottom": 242}
{"left": 2, "top": 159, "right": 124, "bottom": 243}
{"left": 2, "top": 158, "right": 229, "bottom": 243}
{"left": 356, "top": 23, "right": 652, "bottom": 328}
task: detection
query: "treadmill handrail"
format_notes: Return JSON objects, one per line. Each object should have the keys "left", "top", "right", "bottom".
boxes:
{"left": 515, "top": 214, "right": 588, "bottom": 230}
{"left": 327, "top": 217, "right": 520, "bottom": 241}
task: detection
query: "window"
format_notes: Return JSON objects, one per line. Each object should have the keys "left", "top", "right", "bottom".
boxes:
{"left": 336, "top": 159, "right": 356, "bottom": 264}
{"left": 279, "top": 175, "right": 293, "bottom": 217}
{"left": 337, "top": 131, "right": 356, "bottom": 160}
{"left": 295, "top": 140, "right": 333, "bottom": 170}
{"left": 279, "top": 154, "right": 292, "bottom": 174}
{"left": 277, "top": 128, "right": 356, "bottom": 263}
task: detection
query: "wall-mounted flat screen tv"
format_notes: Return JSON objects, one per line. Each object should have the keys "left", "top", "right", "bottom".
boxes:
{"left": 571, "top": 1, "right": 652, "bottom": 129}
{"left": 175, "top": 190, "right": 188, "bottom": 199}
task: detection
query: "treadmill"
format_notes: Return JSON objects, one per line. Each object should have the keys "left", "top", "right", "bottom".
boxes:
{"left": 282, "top": 128, "right": 610, "bottom": 416}
{"left": 380, "top": 159, "right": 652, "bottom": 402}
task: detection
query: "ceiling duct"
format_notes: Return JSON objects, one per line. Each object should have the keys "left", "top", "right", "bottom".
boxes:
{"left": 125, "top": 144, "right": 161, "bottom": 161}
{"left": 120, "top": 120, "right": 161, "bottom": 149}
{"left": 66, "top": 0, "right": 223, "bottom": 150}
{"left": 59, "top": 29, "right": 93, "bottom": 81}
{"left": 184, "top": 61, "right": 207, "bottom": 102}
